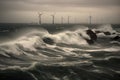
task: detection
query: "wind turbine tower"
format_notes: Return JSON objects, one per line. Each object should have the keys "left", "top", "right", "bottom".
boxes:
{"left": 51, "top": 13, "right": 55, "bottom": 24}
{"left": 74, "top": 17, "right": 77, "bottom": 24}
{"left": 89, "top": 15, "right": 92, "bottom": 25}
{"left": 38, "top": 12, "right": 43, "bottom": 25}
{"left": 68, "top": 16, "right": 70, "bottom": 24}
{"left": 61, "top": 16, "right": 64, "bottom": 24}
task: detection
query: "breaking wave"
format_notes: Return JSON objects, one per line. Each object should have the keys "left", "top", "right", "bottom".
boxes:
{"left": 0, "top": 24, "right": 120, "bottom": 80}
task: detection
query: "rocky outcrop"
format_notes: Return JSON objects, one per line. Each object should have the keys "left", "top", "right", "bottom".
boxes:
{"left": 86, "top": 29, "right": 97, "bottom": 44}
{"left": 103, "top": 32, "right": 111, "bottom": 35}
{"left": 95, "top": 30, "right": 101, "bottom": 34}
{"left": 112, "top": 36, "right": 120, "bottom": 42}
{"left": 43, "top": 37, "right": 55, "bottom": 45}
{"left": 95, "top": 30, "right": 111, "bottom": 35}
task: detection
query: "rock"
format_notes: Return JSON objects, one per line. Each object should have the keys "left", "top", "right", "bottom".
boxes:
{"left": 43, "top": 37, "right": 55, "bottom": 45}
{"left": 95, "top": 30, "right": 101, "bottom": 34}
{"left": 85, "top": 39, "right": 94, "bottom": 44}
{"left": 112, "top": 32, "right": 116, "bottom": 35}
{"left": 95, "top": 30, "right": 112, "bottom": 35}
{"left": 112, "top": 36, "right": 120, "bottom": 42}
{"left": 103, "top": 32, "right": 111, "bottom": 35}
{"left": 86, "top": 29, "right": 97, "bottom": 44}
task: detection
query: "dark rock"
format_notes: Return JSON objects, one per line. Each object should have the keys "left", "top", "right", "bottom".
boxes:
{"left": 85, "top": 39, "right": 94, "bottom": 44}
{"left": 86, "top": 29, "right": 97, "bottom": 41}
{"left": 112, "top": 36, "right": 120, "bottom": 42}
{"left": 112, "top": 33, "right": 116, "bottom": 35}
{"left": 103, "top": 32, "right": 111, "bottom": 35}
{"left": 85, "top": 29, "right": 97, "bottom": 44}
{"left": 43, "top": 37, "right": 55, "bottom": 45}
{"left": 95, "top": 31, "right": 101, "bottom": 34}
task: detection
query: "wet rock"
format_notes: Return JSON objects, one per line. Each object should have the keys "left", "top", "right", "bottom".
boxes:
{"left": 103, "top": 32, "right": 111, "bottom": 35}
{"left": 95, "top": 30, "right": 101, "bottom": 34}
{"left": 43, "top": 37, "right": 55, "bottom": 45}
{"left": 85, "top": 39, "right": 94, "bottom": 44}
{"left": 86, "top": 29, "right": 97, "bottom": 44}
{"left": 112, "top": 32, "right": 116, "bottom": 35}
{"left": 112, "top": 36, "right": 120, "bottom": 42}
{"left": 86, "top": 29, "right": 97, "bottom": 41}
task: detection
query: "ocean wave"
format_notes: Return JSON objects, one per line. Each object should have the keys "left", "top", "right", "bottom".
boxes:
{"left": 0, "top": 24, "right": 120, "bottom": 80}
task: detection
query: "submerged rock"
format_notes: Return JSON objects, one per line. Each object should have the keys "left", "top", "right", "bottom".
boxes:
{"left": 112, "top": 32, "right": 116, "bottom": 35}
{"left": 86, "top": 29, "right": 97, "bottom": 44}
{"left": 112, "top": 36, "right": 120, "bottom": 42}
{"left": 95, "top": 30, "right": 101, "bottom": 34}
{"left": 103, "top": 32, "right": 111, "bottom": 35}
{"left": 95, "top": 30, "right": 113, "bottom": 36}
{"left": 43, "top": 37, "right": 55, "bottom": 45}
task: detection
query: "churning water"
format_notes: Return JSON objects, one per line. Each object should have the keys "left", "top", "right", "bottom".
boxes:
{"left": 0, "top": 24, "right": 120, "bottom": 80}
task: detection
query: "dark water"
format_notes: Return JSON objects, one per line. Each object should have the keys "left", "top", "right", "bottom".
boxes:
{"left": 0, "top": 24, "right": 120, "bottom": 80}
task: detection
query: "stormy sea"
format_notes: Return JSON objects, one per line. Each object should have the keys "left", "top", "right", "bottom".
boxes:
{"left": 0, "top": 24, "right": 120, "bottom": 80}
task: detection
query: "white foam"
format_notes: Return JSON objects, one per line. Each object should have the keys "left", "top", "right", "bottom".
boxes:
{"left": 84, "top": 47, "right": 120, "bottom": 52}
{"left": 51, "top": 27, "right": 90, "bottom": 45}
{"left": 96, "top": 24, "right": 115, "bottom": 32}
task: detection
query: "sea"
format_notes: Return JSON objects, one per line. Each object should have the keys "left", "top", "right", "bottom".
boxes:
{"left": 0, "top": 23, "right": 120, "bottom": 80}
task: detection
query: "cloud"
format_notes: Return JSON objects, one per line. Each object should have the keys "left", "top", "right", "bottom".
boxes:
{"left": 24, "top": 0, "right": 120, "bottom": 7}
{"left": 0, "top": 0, "right": 120, "bottom": 11}
{"left": 0, "top": 0, "right": 119, "bottom": 23}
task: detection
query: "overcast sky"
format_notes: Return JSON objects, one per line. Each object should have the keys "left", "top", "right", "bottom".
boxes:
{"left": 0, "top": 0, "right": 120, "bottom": 24}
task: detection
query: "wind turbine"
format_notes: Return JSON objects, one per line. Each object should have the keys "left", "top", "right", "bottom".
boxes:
{"left": 51, "top": 13, "right": 56, "bottom": 24}
{"left": 74, "top": 17, "right": 77, "bottom": 24}
{"left": 67, "top": 16, "right": 70, "bottom": 24}
{"left": 88, "top": 12, "right": 92, "bottom": 27}
{"left": 61, "top": 16, "right": 64, "bottom": 24}
{"left": 89, "top": 15, "right": 92, "bottom": 25}
{"left": 38, "top": 12, "right": 43, "bottom": 25}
